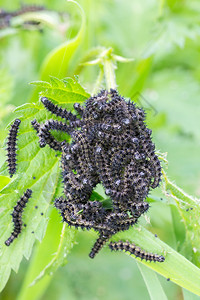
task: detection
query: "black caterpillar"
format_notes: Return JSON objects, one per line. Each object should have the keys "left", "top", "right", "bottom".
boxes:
{"left": 6, "top": 118, "right": 21, "bottom": 177}
{"left": 5, "top": 89, "right": 164, "bottom": 263}
{"left": 5, "top": 189, "right": 32, "bottom": 246}
{"left": 0, "top": 5, "right": 45, "bottom": 29}
{"left": 109, "top": 241, "right": 165, "bottom": 262}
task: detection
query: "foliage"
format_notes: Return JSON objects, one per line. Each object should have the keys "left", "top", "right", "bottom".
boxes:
{"left": 0, "top": 76, "right": 88, "bottom": 293}
{"left": 0, "top": 0, "right": 200, "bottom": 299}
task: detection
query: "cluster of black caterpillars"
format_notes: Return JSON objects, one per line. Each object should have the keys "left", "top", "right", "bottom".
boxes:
{"left": 5, "top": 89, "right": 165, "bottom": 262}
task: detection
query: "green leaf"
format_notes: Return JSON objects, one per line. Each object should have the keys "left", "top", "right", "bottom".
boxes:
{"left": 0, "top": 176, "right": 10, "bottom": 190}
{"left": 0, "top": 77, "right": 89, "bottom": 292}
{"left": 29, "top": 81, "right": 52, "bottom": 89}
{"left": 144, "top": 3, "right": 200, "bottom": 58}
{"left": 16, "top": 209, "right": 62, "bottom": 300}
{"left": 126, "top": 57, "right": 153, "bottom": 98}
{"left": 40, "top": 0, "right": 86, "bottom": 80}
{"left": 31, "top": 76, "right": 90, "bottom": 104}
{"left": 16, "top": 209, "right": 76, "bottom": 300}
{"left": 30, "top": 223, "right": 76, "bottom": 286}
{"left": 137, "top": 263, "right": 168, "bottom": 300}
{"left": 112, "top": 225, "right": 200, "bottom": 296}
{"left": 0, "top": 108, "right": 60, "bottom": 290}
{"left": 183, "top": 288, "right": 200, "bottom": 300}
{"left": 162, "top": 171, "right": 200, "bottom": 267}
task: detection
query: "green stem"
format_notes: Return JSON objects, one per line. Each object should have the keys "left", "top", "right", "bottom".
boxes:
{"left": 92, "top": 66, "right": 104, "bottom": 95}
{"left": 103, "top": 58, "right": 117, "bottom": 91}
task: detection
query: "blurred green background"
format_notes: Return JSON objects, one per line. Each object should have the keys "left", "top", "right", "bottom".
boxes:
{"left": 0, "top": 0, "right": 200, "bottom": 299}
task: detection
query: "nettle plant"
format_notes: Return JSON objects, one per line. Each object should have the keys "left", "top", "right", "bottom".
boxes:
{"left": 5, "top": 86, "right": 165, "bottom": 262}
{"left": 1, "top": 64, "right": 200, "bottom": 296}
{"left": 0, "top": 1, "right": 200, "bottom": 298}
